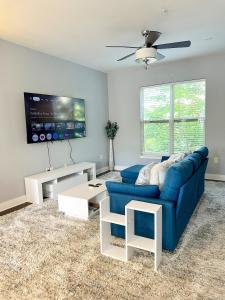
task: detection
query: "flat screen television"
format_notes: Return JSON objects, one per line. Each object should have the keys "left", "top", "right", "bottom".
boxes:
{"left": 24, "top": 92, "right": 86, "bottom": 144}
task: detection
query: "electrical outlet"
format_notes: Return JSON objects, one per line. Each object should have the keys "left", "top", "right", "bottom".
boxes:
{"left": 99, "top": 154, "right": 103, "bottom": 160}
{"left": 213, "top": 156, "right": 219, "bottom": 164}
{"left": 45, "top": 167, "right": 53, "bottom": 172}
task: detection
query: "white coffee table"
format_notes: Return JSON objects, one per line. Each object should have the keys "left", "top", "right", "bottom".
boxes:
{"left": 58, "top": 179, "right": 107, "bottom": 220}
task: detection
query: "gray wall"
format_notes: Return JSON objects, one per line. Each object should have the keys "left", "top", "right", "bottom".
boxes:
{"left": 108, "top": 52, "right": 225, "bottom": 175}
{"left": 0, "top": 39, "right": 109, "bottom": 203}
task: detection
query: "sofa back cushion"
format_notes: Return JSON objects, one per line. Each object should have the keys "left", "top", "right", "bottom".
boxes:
{"left": 194, "top": 146, "right": 208, "bottom": 159}
{"left": 160, "top": 159, "right": 194, "bottom": 202}
{"left": 184, "top": 152, "right": 202, "bottom": 171}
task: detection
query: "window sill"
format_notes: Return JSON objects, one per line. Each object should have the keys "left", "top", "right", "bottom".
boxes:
{"left": 140, "top": 154, "right": 162, "bottom": 160}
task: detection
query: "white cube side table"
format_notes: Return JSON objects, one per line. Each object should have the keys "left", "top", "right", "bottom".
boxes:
{"left": 125, "top": 200, "right": 162, "bottom": 271}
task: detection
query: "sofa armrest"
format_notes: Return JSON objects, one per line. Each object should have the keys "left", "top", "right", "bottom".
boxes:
{"left": 106, "top": 181, "right": 160, "bottom": 198}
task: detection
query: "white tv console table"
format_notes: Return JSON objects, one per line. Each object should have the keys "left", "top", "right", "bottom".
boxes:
{"left": 25, "top": 162, "right": 96, "bottom": 205}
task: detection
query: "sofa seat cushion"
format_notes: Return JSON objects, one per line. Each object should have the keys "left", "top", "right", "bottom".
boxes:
{"left": 121, "top": 165, "right": 144, "bottom": 180}
{"left": 122, "top": 177, "right": 136, "bottom": 184}
{"left": 160, "top": 159, "right": 194, "bottom": 202}
{"left": 184, "top": 153, "right": 202, "bottom": 171}
{"left": 194, "top": 146, "right": 208, "bottom": 159}
{"left": 106, "top": 181, "right": 160, "bottom": 198}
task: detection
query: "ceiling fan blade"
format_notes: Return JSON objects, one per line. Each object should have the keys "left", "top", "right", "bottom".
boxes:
{"left": 106, "top": 45, "right": 140, "bottom": 49}
{"left": 145, "top": 31, "right": 161, "bottom": 46}
{"left": 156, "top": 52, "right": 165, "bottom": 60}
{"left": 154, "top": 40, "right": 191, "bottom": 50}
{"left": 117, "top": 52, "right": 136, "bottom": 61}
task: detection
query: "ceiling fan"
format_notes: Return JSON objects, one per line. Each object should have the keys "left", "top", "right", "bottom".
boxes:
{"left": 106, "top": 30, "right": 191, "bottom": 69}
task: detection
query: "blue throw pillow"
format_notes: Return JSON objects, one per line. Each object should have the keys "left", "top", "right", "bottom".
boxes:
{"left": 120, "top": 165, "right": 144, "bottom": 179}
{"left": 161, "top": 155, "right": 170, "bottom": 162}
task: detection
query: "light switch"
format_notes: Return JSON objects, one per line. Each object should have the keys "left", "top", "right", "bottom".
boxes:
{"left": 213, "top": 157, "right": 219, "bottom": 164}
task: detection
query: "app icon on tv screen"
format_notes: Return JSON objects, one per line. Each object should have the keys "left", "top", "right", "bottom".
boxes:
{"left": 24, "top": 93, "right": 86, "bottom": 144}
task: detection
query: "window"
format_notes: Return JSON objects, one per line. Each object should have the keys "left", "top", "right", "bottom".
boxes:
{"left": 140, "top": 80, "right": 206, "bottom": 155}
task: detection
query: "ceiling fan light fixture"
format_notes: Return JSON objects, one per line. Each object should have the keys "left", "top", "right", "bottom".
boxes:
{"left": 135, "top": 47, "right": 157, "bottom": 64}
{"left": 106, "top": 30, "right": 191, "bottom": 68}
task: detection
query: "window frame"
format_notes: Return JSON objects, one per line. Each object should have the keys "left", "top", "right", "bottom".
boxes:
{"left": 140, "top": 79, "right": 206, "bottom": 158}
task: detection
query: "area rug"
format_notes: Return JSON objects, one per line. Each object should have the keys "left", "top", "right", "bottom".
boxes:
{"left": 0, "top": 179, "right": 225, "bottom": 299}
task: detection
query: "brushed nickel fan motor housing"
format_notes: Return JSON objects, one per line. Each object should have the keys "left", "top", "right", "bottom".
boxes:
{"left": 135, "top": 47, "right": 157, "bottom": 63}
{"left": 142, "top": 30, "right": 151, "bottom": 37}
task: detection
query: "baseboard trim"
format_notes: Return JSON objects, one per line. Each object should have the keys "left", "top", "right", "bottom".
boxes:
{"left": 2, "top": 170, "right": 220, "bottom": 213}
{"left": 0, "top": 195, "right": 28, "bottom": 213}
{"left": 0, "top": 168, "right": 109, "bottom": 213}
{"left": 96, "top": 166, "right": 109, "bottom": 175}
{"left": 205, "top": 173, "right": 225, "bottom": 181}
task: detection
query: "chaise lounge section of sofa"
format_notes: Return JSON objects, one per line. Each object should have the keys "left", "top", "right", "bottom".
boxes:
{"left": 106, "top": 147, "right": 209, "bottom": 251}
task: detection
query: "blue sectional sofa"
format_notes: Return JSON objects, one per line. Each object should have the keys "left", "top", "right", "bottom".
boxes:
{"left": 106, "top": 147, "right": 208, "bottom": 251}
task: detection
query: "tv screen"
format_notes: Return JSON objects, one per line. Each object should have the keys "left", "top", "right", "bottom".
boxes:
{"left": 24, "top": 92, "right": 86, "bottom": 144}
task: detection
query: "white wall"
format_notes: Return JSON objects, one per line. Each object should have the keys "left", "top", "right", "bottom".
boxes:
{"left": 0, "top": 39, "right": 109, "bottom": 203}
{"left": 108, "top": 52, "right": 225, "bottom": 175}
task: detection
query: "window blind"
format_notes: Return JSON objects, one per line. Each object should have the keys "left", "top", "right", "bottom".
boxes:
{"left": 141, "top": 80, "right": 205, "bottom": 155}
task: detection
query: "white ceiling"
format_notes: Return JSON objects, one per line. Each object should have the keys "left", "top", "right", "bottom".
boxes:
{"left": 0, "top": 0, "right": 225, "bottom": 72}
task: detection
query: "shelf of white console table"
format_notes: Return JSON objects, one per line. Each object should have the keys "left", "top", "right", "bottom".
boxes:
{"left": 127, "top": 235, "right": 155, "bottom": 252}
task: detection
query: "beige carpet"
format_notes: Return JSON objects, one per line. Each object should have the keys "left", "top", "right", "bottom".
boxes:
{"left": 0, "top": 180, "right": 225, "bottom": 299}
